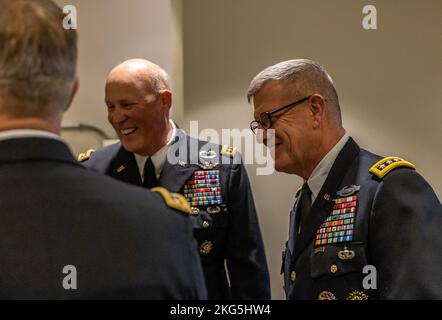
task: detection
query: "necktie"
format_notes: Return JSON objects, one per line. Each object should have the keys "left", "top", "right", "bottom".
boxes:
{"left": 143, "top": 157, "right": 158, "bottom": 189}
{"left": 297, "top": 182, "right": 312, "bottom": 234}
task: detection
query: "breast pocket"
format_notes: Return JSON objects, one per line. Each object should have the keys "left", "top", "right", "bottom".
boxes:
{"left": 192, "top": 205, "right": 229, "bottom": 259}
{"left": 310, "top": 242, "right": 368, "bottom": 279}
{"left": 191, "top": 204, "right": 228, "bottom": 230}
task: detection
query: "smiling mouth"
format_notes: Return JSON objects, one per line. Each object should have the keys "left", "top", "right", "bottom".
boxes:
{"left": 121, "top": 127, "right": 137, "bottom": 136}
{"left": 272, "top": 142, "right": 283, "bottom": 148}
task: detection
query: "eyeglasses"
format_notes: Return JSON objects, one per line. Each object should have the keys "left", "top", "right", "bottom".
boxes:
{"left": 250, "top": 95, "right": 311, "bottom": 134}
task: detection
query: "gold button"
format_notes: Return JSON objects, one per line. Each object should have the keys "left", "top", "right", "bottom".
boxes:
{"left": 318, "top": 291, "right": 336, "bottom": 300}
{"left": 202, "top": 221, "right": 210, "bottom": 229}
{"left": 290, "top": 271, "right": 296, "bottom": 282}
{"left": 330, "top": 264, "right": 338, "bottom": 273}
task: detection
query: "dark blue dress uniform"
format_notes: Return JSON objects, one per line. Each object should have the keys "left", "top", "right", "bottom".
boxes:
{"left": 0, "top": 137, "right": 207, "bottom": 299}
{"left": 82, "top": 129, "right": 271, "bottom": 300}
{"left": 282, "top": 137, "right": 442, "bottom": 300}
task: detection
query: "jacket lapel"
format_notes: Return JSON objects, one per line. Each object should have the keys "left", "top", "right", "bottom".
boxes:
{"left": 158, "top": 131, "right": 197, "bottom": 193}
{"left": 107, "top": 147, "right": 142, "bottom": 186}
{"left": 288, "top": 191, "right": 302, "bottom": 254}
{"left": 292, "top": 137, "right": 361, "bottom": 262}
{"left": 159, "top": 160, "right": 196, "bottom": 193}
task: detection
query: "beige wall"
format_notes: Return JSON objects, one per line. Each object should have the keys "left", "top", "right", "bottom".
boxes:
{"left": 181, "top": 0, "right": 442, "bottom": 299}
{"left": 55, "top": 0, "right": 173, "bottom": 139}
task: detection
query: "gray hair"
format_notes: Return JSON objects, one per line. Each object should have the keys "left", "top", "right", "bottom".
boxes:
{"left": 247, "top": 59, "right": 341, "bottom": 123}
{"left": 147, "top": 66, "right": 170, "bottom": 94}
{"left": 0, "top": 0, "right": 77, "bottom": 117}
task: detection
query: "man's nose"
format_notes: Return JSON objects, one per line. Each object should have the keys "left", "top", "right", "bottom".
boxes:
{"left": 261, "top": 128, "right": 276, "bottom": 147}
{"left": 257, "top": 128, "right": 268, "bottom": 145}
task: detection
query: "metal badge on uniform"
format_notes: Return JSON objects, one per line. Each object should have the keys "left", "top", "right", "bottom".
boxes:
{"left": 183, "top": 169, "right": 223, "bottom": 222}
{"left": 220, "top": 145, "right": 237, "bottom": 158}
{"left": 338, "top": 246, "right": 355, "bottom": 260}
{"left": 200, "top": 149, "right": 217, "bottom": 159}
{"left": 199, "top": 149, "right": 219, "bottom": 170}
{"left": 347, "top": 291, "right": 368, "bottom": 300}
{"left": 336, "top": 185, "right": 360, "bottom": 197}
{"left": 190, "top": 207, "right": 200, "bottom": 216}
{"left": 314, "top": 186, "right": 360, "bottom": 246}
{"left": 198, "top": 161, "right": 218, "bottom": 170}
{"left": 207, "top": 206, "right": 221, "bottom": 214}
{"left": 199, "top": 240, "right": 213, "bottom": 255}
{"left": 318, "top": 291, "right": 336, "bottom": 300}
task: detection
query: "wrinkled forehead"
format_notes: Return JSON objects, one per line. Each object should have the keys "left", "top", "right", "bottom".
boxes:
{"left": 105, "top": 70, "right": 154, "bottom": 97}
{"left": 253, "top": 80, "right": 298, "bottom": 109}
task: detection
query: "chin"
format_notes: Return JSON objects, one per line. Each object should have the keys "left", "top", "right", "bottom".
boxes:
{"left": 121, "top": 140, "right": 137, "bottom": 153}
{"left": 274, "top": 157, "right": 297, "bottom": 174}
{"left": 274, "top": 160, "right": 287, "bottom": 173}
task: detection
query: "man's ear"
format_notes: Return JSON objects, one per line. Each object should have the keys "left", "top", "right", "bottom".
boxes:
{"left": 309, "top": 94, "right": 326, "bottom": 128}
{"left": 161, "top": 89, "right": 172, "bottom": 111}
{"left": 64, "top": 77, "right": 79, "bottom": 112}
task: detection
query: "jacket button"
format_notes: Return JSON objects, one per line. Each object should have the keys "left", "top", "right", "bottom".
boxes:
{"left": 290, "top": 271, "right": 297, "bottom": 282}
{"left": 202, "top": 221, "right": 210, "bottom": 229}
{"left": 330, "top": 264, "right": 338, "bottom": 273}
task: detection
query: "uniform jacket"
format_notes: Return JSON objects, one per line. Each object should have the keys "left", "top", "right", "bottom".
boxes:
{"left": 283, "top": 137, "right": 442, "bottom": 300}
{"left": 0, "top": 137, "right": 206, "bottom": 299}
{"left": 83, "top": 129, "right": 271, "bottom": 299}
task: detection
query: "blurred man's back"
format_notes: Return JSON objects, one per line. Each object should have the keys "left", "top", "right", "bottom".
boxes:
{"left": 0, "top": 0, "right": 206, "bottom": 299}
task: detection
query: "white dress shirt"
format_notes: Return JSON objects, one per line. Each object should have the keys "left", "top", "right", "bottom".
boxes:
{"left": 306, "top": 133, "right": 350, "bottom": 204}
{"left": 134, "top": 119, "right": 177, "bottom": 182}
{"left": 0, "top": 129, "right": 62, "bottom": 142}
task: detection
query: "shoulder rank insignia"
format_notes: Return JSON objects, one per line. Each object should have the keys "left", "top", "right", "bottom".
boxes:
{"left": 77, "top": 149, "right": 95, "bottom": 162}
{"left": 369, "top": 156, "right": 416, "bottom": 179}
{"left": 220, "top": 145, "right": 237, "bottom": 158}
{"left": 151, "top": 187, "right": 191, "bottom": 214}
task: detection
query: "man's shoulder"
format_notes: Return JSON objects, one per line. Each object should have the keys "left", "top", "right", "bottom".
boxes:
{"left": 75, "top": 167, "right": 191, "bottom": 218}
{"left": 79, "top": 142, "right": 121, "bottom": 169}
{"left": 355, "top": 147, "right": 435, "bottom": 200}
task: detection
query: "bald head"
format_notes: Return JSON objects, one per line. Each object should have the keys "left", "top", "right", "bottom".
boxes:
{"left": 107, "top": 59, "right": 170, "bottom": 95}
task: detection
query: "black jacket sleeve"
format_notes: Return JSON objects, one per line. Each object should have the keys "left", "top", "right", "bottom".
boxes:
{"left": 225, "top": 163, "right": 271, "bottom": 299}
{"left": 369, "top": 168, "right": 442, "bottom": 299}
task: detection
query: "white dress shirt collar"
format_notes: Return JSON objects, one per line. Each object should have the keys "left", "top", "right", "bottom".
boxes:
{"left": 306, "top": 133, "right": 350, "bottom": 204}
{"left": 0, "top": 129, "right": 62, "bottom": 142}
{"left": 134, "top": 119, "right": 177, "bottom": 181}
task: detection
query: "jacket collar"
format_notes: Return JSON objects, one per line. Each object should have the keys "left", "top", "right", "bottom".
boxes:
{"left": 108, "top": 130, "right": 199, "bottom": 192}
{"left": 159, "top": 130, "right": 198, "bottom": 193}
{"left": 0, "top": 137, "right": 78, "bottom": 166}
